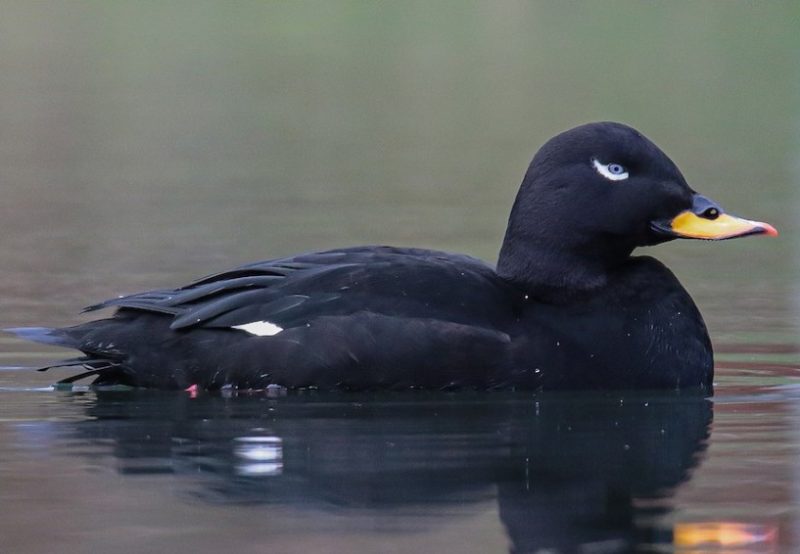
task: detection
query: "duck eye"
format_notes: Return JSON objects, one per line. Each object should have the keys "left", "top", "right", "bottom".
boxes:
{"left": 592, "top": 159, "right": 629, "bottom": 181}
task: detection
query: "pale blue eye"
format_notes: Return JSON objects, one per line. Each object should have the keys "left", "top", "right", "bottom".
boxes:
{"left": 592, "top": 159, "right": 630, "bottom": 181}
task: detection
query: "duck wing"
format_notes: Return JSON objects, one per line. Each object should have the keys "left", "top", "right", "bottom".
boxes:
{"left": 84, "top": 246, "right": 516, "bottom": 334}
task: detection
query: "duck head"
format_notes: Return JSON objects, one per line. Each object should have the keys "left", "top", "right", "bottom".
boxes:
{"left": 497, "top": 122, "right": 777, "bottom": 296}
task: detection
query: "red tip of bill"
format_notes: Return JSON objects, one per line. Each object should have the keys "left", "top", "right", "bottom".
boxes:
{"left": 759, "top": 222, "right": 779, "bottom": 237}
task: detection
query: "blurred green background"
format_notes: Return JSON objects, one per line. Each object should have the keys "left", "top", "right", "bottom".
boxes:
{"left": 0, "top": 1, "right": 797, "bottom": 344}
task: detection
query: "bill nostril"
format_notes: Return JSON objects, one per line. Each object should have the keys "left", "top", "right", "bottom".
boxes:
{"left": 691, "top": 194, "right": 723, "bottom": 220}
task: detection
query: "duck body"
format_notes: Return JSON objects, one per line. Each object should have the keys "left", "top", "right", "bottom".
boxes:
{"left": 21, "top": 246, "right": 710, "bottom": 391}
{"left": 10, "top": 122, "right": 774, "bottom": 391}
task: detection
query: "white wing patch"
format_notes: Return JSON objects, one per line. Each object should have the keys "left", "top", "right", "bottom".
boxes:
{"left": 231, "top": 321, "right": 284, "bottom": 336}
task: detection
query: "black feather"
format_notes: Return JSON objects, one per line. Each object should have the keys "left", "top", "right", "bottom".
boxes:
{"left": 4, "top": 327, "right": 74, "bottom": 348}
{"left": 162, "top": 275, "right": 284, "bottom": 306}
{"left": 169, "top": 289, "right": 276, "bottom": 330}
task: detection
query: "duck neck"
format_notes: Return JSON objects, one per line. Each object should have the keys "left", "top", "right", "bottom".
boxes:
{"left": 497, "top": 225, "right": 634, "bottom": 304}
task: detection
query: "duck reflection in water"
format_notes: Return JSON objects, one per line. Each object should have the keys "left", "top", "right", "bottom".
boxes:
{"left": 61, "top": 391, "right": 711, "bottom": 553}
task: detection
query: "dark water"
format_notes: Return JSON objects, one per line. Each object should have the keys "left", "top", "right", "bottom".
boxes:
{"left": 0, "top": 386, "right": 797, "bottom": 553}
{"left": 1, "top": 2, "right": 799, "bottom": 552}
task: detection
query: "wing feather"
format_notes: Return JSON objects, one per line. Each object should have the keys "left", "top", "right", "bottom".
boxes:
{"left": 170, "top": 289, "right": 275, "bottom": 330}
{"left": 79, "top": 247, "right": 512, "bottom": 337}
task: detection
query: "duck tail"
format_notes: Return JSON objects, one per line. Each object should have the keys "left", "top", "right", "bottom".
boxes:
{"left": 4, "top": 326, "right": 77, "bottom": 349}
{"left": 4, "top": 327, "right": 124, "bottom": 384}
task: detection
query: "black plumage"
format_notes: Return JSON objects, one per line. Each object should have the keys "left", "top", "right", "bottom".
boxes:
{"left": 8, "top": 122, "right": 776, "bottom": 391}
